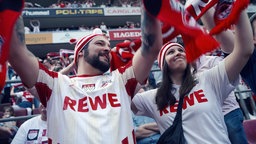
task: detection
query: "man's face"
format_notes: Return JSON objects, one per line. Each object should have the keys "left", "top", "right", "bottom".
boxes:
{"left": 84, "top": 36, "right": 111, "bottom": 73}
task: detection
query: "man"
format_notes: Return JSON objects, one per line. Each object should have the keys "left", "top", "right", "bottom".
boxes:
{"left": 8, "top": 6, "right": 162, "bottom": 144}
{"left": 11, "top": 104, "right": 47, "bottom": 144}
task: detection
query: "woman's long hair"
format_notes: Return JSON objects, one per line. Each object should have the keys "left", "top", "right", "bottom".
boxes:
{"left": 155, "top": 61, "right": 197, "bottom": 110}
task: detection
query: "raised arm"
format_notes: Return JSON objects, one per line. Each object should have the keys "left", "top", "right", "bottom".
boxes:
{"left": 224, "top": 10, "right": 254, "bottom": 83}
{"left": 200, "top": 7, "right": 235, "bottom": 53}
{"left": 9, "top": 16, "right": 39, "bottom": 88}
{"left": 132, "top": 7, "right": 162, "bottom": 84}
{"left": 135, "top": 122, "right": 159, "bottom": 139}
{"left": 59, "top": 60, "right": 76, "bottom": 75}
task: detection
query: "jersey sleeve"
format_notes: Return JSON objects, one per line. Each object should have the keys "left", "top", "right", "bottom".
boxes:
{"left": 116, "top": 61, "right": 139, "bottom": 98}
{"left": 201, "top": 60, "right": 239, "bottom": 103}
{"left": 132, "top": 89, "right": 157, "bottom": 118}
{"left": 34, "top": 62, "right": 59, "bottom": 107}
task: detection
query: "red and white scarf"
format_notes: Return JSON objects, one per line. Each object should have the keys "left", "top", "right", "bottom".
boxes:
{"left": 185, "top": 0, "right": 250, "bottom": 35}
{"left": 143, "top": 0, "right": 219, "bottom": 62}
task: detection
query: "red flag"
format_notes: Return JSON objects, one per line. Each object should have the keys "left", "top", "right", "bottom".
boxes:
{"left": 0, "top": 0, "right": 24, "bottom": 91}
{"left": 143, "top": 0, "right": 219, "bottom": 62}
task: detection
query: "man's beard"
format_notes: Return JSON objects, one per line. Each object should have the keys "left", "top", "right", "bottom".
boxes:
{"left": 85, "top": 53, "right": 110, "bottom": 73}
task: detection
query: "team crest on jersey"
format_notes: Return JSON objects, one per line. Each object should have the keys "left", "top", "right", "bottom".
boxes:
{"left": 27, "top": 129, "right": 39, "bottom": 141}
{"left": 82, "top": 84, "right": 95, "bottom": 91}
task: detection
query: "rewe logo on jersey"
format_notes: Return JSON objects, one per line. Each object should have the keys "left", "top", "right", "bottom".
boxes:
{"left": 63, "top": 93, "right": 121, "bottom": 112}
{"left": 160, "top": 89, "right": 208, "bottom": 116}
{"left": 82, "top": 84, "right": 95, "bottom": 92}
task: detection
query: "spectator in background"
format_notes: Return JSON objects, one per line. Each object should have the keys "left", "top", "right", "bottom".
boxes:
{"left": 133, "top": 115, "right": 160, "bottom": 144}
{"left": 0, "top": 126, "right": 13, "bottom": 144}
{"left": 106, "top": 0, "right": 112, "bottom": 7}
{"left": 100, "top": 2, "right": 106, "bottom": 7}
{"left": 131, "top": 0, "right": 140, "bottom": 7}
{"left": 30, "top": 19, "right": 40, "bottom": 33}
{"left": 49, "top": 3, "right": 59, "bottom": 8}
{"left": 133, "top": 87, "right": 160, "bottom": 144}
{"left": 100, "top": 22, "right": 107, "bottom": 32}
{"left": 10, "top": 84, "right": 34, "bottom": 109}
{"left": 135, "top": 22, "right": 141, "bottom": 28}
{"left": 24, "top": 2, "right": 33, "bottom": 8}
{"left": 79, "top": 25, "right": 87, "bottom": 31}
{"left": 11, "top": 104, "right": 48, "bottom": 144}
{"left": 119, "top": 0, "right": 131, "bottom": 7}
{"left": 58, "top": 1, "right": 66, "bottom": 8}
{"left": 24, "top": 26, "right": 30, "bottom": 34}
{"left": 71, "top": 1, "right": 79, "bottom": 8}
{"left": 0, "top": 106, "right": 18, "bottom": 143}
{"left": 129, "top": 23, "right": 135, "bottom": 29}
{"left": 65, "top": 2, "right": 72, "bottom": 8}
{"left": 85, "top": 0, "right": 96, "bottom": 7}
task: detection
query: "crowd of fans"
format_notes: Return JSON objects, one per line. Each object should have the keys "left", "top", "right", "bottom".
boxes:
{"left": 25, "top": 0, "right": 141, "bottom": 8}
{"left": 24, "top": 0, "right": 256, "bottom": 8}
{"left": 1, "top": 0, "right": 256, "bottom": 143}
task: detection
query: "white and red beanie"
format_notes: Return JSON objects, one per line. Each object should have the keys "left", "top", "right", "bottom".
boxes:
{"left": 74, "top": 33, "right": 102, "bottom": 63}
{"left": 157, "top": 42, "right": 184, "bottom": 70}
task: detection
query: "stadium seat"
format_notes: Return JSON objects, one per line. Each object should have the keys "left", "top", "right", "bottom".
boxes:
{"left": 0, "top": 111, "right": 3, "bottom": 118}
{"left": 243, "top": 119, "right": 256, "bottom": 144}
{"left": 0, "top": 103, "right": 12, "bottom": 112}
{"left": 32, "top": 108, "right": 40, "bottom": 115}
{"left": 14, "top": 108, "right": 28, "bottom": 127}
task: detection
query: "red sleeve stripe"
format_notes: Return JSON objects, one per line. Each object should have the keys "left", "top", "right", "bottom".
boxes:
{"left": 39, "top": 62, "right": 58, "bottom": 78}
{"left": 35, "top": 82, "right": 52, "bottom": 107}
{"left": 125, "top": 78, "right": 137, "bottom": 98}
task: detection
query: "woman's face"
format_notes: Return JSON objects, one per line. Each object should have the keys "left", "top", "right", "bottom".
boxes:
{"left": 165, "top": 45, "right": 187, "bottom": 72}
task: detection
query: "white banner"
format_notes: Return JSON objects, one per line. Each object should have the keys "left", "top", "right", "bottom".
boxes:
{"left": 52, "top": 31, "right": 91, "bottom": 43}
{"left": 104, "top": 7, "right": 141, "bottom": 16}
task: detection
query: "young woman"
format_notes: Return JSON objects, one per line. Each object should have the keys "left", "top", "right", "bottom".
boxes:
{"left": 131, "top": 10, "right": 254, "bottom": 143}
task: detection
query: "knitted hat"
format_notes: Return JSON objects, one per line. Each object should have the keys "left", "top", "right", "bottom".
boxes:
{"left": 157, "top": 42, "right": 184, "bottom": 70}
{"left": 74, "top": 34, "right": 102, "bottom": 63}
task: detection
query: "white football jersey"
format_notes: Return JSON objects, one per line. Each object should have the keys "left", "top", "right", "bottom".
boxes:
{"left": 11, "top": 116, "right": 48, "bottom": 144}
{"left": 133, "top": 60, "right": 239, "bottom": 144}
{"left": 35, "top": 62, "right": 137, "bottom": 144}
